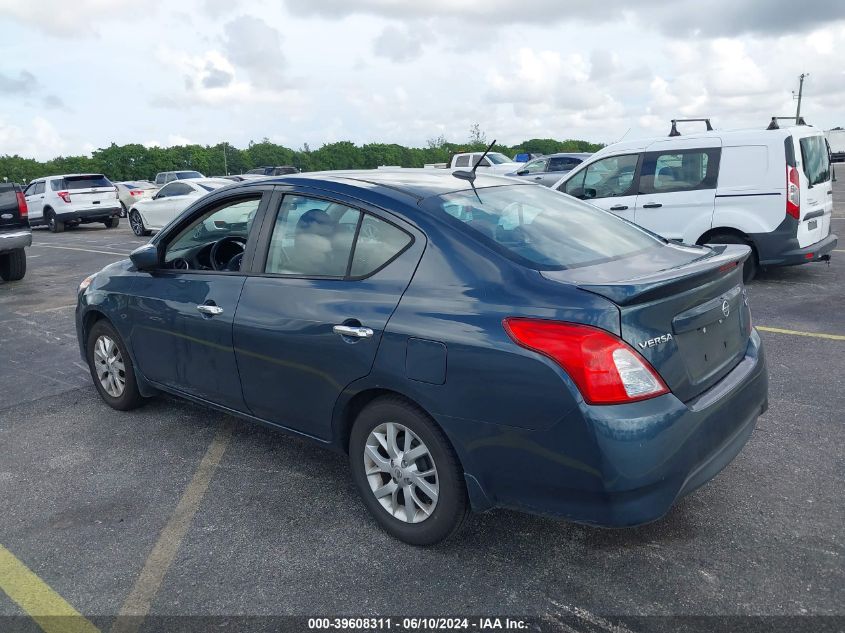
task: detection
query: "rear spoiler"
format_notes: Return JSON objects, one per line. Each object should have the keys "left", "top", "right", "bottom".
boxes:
{"left": 575, "top": 245, "right": 750, "bottom": 306}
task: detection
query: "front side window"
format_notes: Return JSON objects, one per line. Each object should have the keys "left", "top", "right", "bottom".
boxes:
{"left": 34, "top": 182, "right": 45, "bottom": 195}
{"left": 562, "top": 154, "right": 639, "bottom": 199}
{"left": 799, "top": 135, "right": 831, "bottom": 186}
{"left": 163, "top": 196, "right": 261, "bottom": 269}
{"left": 640, "top": 149, "right": 719, "bottom": 193}
{"left": 548, "top": 156, "right": 581, "bottom": 172}
{"left": 176, "top": 171, "right": 203, "bottom": 180}
{"left": 522, "top": 158, "right": 548, "bottom": 174}
{"left": 155, "top": 174, "right": 166, "bottom": 185}
{"left": 428, "top": 184, "right": 660, "bottom": 270}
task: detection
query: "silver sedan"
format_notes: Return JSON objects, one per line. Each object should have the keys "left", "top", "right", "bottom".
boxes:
{"left": 506, "top": 153, "right": 592, "bottom": 187}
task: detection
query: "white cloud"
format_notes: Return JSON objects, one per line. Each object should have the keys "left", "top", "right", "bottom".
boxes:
{"left": 373, "top": 25, "right": 424, "bottom": 62}
{"left": 0, "top": 116, "right": 65, "bottom": 160}
{"left": 0, "top": 0, "right": 164, "bottom": 36}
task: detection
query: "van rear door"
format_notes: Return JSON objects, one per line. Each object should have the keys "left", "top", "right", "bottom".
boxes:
{"left": 793, "top": 131, "right": 833, "bottom": 248}
{"left": 634, "top": 138, "right": 721, "bottom": 243}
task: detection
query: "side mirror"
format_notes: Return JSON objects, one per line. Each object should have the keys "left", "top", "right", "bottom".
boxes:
{"left": 130, "top": 243, "right": 159, "bottom": 271}
{"left": 517, "top": 169, "right": 528, "bottom": 176}
{"left": 583, "top": 188, "right": 597, "bottom": 199}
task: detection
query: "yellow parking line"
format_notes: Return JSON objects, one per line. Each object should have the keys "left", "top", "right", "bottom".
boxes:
{"left": 757, "top": 326, "right": 845, "bottom": 341}
{"left": 110, "top": 422, "right": 233, "bottom": 633}
{"left": 0, "top": 545, "right": 100, "bottom": 633}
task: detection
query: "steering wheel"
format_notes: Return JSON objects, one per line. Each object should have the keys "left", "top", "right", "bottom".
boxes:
{"left": 209, "top": 236, "right": 246, "bottom": 271}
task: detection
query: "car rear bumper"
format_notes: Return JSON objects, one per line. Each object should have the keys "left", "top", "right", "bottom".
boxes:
{"left": 0, "top": 228, "right": 32, "bottom": 252}
{"left": 457, "top": 330, "right": 768, "bottom": 526}
{"left": 766, "top": 232, "right": 837, "bottom": 266}
{"left": 751, "top": 215, "right": 838, "bottom": 267}
{"left": 58, "top": 206, "right": 122, "bottom": 222}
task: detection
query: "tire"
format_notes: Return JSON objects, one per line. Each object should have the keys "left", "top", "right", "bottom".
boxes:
{"left": 0, "top": 248, "right": 26, "bottom": 281}
{"left": 129, "top": 209, "right": 150, "bottom": 237}
{"left": 86, "top": 320, "right": 145, "bottom": 411}
{"left": 349, "top": 396, "right": 469, "bottom": 546}
{"left": 120, "top": 202, "right": 127, "bottom": 218}
{"left": 104, "top": 217, "right": 120, "bottom": 229}
{"left": 705, "top": 233, "right": 758, "bottom": 283}
{"left": 46, "top": 209, "right": 64, "bottom": 233}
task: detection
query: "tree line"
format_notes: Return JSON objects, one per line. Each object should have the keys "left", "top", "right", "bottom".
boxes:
{"left": 0, "top": 137, "right": 603, "bottom": 185}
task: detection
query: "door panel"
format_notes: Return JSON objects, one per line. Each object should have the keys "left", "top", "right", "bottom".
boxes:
{"left": 560, "top": 153, "right": 641, "bottom": 223}
{"left": 128, "top": 274, "right": 248, "bottom": 410}
{"left": 25, "top": 183, "right": 45, "bottom": 222}
{"left": 233, "top": 192, "right": 424, "bottom": 440}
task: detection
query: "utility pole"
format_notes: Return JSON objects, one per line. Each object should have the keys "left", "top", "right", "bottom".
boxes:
{"left": 794, "top": 73, "right": 808, "bottom": 125}
{"left": 222, "top": 142, "right": 228, "bottom": 176}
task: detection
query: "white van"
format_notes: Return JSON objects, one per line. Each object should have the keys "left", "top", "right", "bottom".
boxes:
{"left": 553, "top": 119, "right": 837, "bottom": 280}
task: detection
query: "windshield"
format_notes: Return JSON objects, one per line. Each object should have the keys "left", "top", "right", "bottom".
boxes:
{"left": 486, "top": 153, "right": 513, "bottom": 165}
{"left": 175, "top": 171, "right": 203, "bottom": 180}
{"left": 799, "top": 135, "right": 831, "bottom": 186}
{"left": 429, "top": 185, "right": 661, "bottom": 270}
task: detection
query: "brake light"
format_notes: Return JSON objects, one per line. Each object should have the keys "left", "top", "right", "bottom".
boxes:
{"left": 15, "top": 191, "right": 28, "bottom": 217}
{"left": 786, "top": 165, "right": 800, "bottom": 219}
{"left": 503, "top": 318, "right": 669, "bottom": 405}
{"left": 130, "top": 190, "right": 144, "bottom": 196}
{"left": 57, "top": 191, "right": 71, "bottom": 203}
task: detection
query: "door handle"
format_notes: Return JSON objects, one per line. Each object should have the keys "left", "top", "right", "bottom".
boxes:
{"left": 642, "top": 203, "right": 663, "bottom": 209}
{"left": 196, "top": 304, "right": 224, "bottom": 316}
{"left": 333, "top": 325, "right": 374, "bottom": 338}
{"left": 609, "top": 205, "right": 629, "bottom": 211}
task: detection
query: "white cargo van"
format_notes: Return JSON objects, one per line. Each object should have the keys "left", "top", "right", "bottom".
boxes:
{"left": 553, "top": 118, "right": 837, "bottom": 280}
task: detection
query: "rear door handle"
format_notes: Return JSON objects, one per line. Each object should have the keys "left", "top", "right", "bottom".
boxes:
{"left": 333, "top": 325, "right": 374, "bottom": 338}
{"left": 642, "top": 203, "right": 663, "bottom": 209}
{"left": 609, "top": 205, "right": 629, "bottom": 211}
{"left": 196, "top": 304, "right": 224, "bottom": 316}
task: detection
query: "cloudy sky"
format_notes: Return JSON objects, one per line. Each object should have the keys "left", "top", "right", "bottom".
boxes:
{"left": 1, "top": 0, "right": 844, "bottom": 160}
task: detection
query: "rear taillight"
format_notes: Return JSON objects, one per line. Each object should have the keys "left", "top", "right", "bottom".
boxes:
{"left": 15, "top": 191, "right": 28, "bottom": 217}
{"left": 114, "top": 185, "right": 119, "bottom": 200}
{"left": 786, "top": 165, "right": 800, "bottom": 219}
{"left": 57, "top": 191, "right": 71, "bottom": 203}
{"left": 130, "top": 190, "right": 144, "bottom": 196}
{"left": 503, "top": 318, "right": 669, "bottom": 405}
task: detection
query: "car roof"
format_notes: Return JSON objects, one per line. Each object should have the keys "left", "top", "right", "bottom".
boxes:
{"left": 545, "top": 152, "right": 592, "bottom": 158}
{"left": 262, "top": 169, "right": 522, "bottom": 201}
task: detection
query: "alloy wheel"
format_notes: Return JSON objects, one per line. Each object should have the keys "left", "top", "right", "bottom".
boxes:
{"left": 129, "top": 211, "right": 144, "bottom": 236}
{"left": 93, "top": 335, "right": 126, "bottom": 398}
{"left": 363, "top": 422, "right": 439, "bottom": 523}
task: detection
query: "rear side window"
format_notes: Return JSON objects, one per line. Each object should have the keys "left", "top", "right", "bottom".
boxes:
{"left": 429, "top": 184, "right": 660, "bottom": 270}
{"left": 548, "top": 156, "right": 580, "bottom": 172}
{"left": 640, "top": 149, "right": 720, "bottom": 194}
{"left": 176, "top": 171, "right": 203, "bottom": 180}
{"left": 454, "top": 155, "right": 470, "bottom": 168}
{"left": 350, "top": 215, "right": 412, "bottom": 277}
{"left": 799, "top": 135, "right": 830, "bottom": 186}
{"left": 62, "top": 175, "right": 112, "bottom": 190}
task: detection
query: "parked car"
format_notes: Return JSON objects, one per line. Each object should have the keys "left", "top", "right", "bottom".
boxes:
{"left": 826, "top": 128, "right": 845, "bottom": 163}
{"left": 0, "top": 182, "right": 31, "bottom": 281}
{"left": 116, "top": 181, "right": 158, "bottom": 217}
{"left": 77, "top": 169, "right": 768, "bottom": 545}
{"left": 244, "top": 166, "right": 299, "bottom": 176}
{"left": 553, "top": 120, "right": 837, "bottom": 281}
{"left": 128, "top": 178, "right": 231, "bottom": 236}
{"left": 448, "top": 152, "right": 522, "bottom": 174}
{"left": 24, "top": 174, "right": 121, "bottom": 232}
{"left": 507, "top": 152, "right": 592, "bottom": 186}
{"left": 153, "top": 170, "right": 204, "bottom": 186}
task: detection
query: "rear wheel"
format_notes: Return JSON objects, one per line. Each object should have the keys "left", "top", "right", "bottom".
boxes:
{"left": 349, "top": 397, "right": 469, "bottom": 545}
{"left": 704, "top": 233, "right": 757, "bottom": 282}
{"left": 0, "top": 248, "right": 26, "bottom": 281}
{"left": 119, "top": 202, "right": 127, "bottom": 218}
{"left": 104, "top": 217, "right": 119, "bottom": 229}
{"left": 129, "top": 209, "right": 150, "bottom": 236}
{"left": 46, "top": 209, "right": 64, "bottom": 233}
{"left": 86, "top": 320, "right": 145, "bottom": 410}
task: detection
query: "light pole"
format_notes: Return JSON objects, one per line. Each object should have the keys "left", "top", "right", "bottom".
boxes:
{"left": 222, "top": 142, "right": 228, "bottom": 176}
{"left": 794, "top": 73, "right": 808, "bottom": 125}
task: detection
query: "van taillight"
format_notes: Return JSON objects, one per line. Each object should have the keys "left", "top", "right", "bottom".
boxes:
{"left": 16, "top": 191, "right": 28, "bottom": 217}
{"left": 57, "top": 191, "right": 72, "bottom": 203}
{"left": 786, "top": 165, "right": 800, "bottom": 219}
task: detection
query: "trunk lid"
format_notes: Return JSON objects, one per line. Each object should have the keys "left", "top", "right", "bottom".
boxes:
{"left": 61, "top": 175, "right": 117, "bottom": 206}
{"left": 542, "top": 243, "right": 752, "bottom": 402}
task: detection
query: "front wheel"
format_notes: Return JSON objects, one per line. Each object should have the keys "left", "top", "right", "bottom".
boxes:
{"left": 0, "top": 248, "right": 26, "bottom": 281}
{"left": 349, "top": 397, "right": 469, "bottom": 545}
{"left": 86, "top": 320, "right": 145, "bottom": 410}
{"left": 129, "top": 209, "right": 150, "bottom": 236}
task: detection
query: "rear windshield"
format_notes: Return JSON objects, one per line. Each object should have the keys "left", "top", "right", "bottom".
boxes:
{"left": 61, "top": 175, "right": 112, "bottom": 190}
{"left": 799, "top": 135, "right": 831, "bottom": 186}
{"left": 175, "top": 171, "right": 203, "bottom": 180}
{"left": 428, "top": 185, "right": 661, "bottom": 270}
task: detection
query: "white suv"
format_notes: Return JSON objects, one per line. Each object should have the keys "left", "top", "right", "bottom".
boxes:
{"left": 553, "top": 119, "right": 837, "bottom": 281}
{"left": 24, "top": 174, "right": 121, "bottom": 233}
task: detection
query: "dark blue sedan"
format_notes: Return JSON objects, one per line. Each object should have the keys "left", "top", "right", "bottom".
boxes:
{"left": 76, "top": 170, "right": 768, "bottom": 545}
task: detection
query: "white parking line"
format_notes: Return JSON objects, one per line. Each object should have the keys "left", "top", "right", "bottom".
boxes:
{"left": 31, "top": 244, "right": 130, "bottom": 257}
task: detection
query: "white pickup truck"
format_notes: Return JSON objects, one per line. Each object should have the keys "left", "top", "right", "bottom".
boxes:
{"left": 426, "top": 152, "right": 522, "bottom": 174}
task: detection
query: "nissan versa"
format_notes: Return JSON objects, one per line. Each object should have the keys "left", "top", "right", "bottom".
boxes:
{"left": 75, "top": 170, "right": 769, "bottom": 545}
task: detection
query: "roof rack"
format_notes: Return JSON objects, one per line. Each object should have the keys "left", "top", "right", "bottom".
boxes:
{"left": 668, "top": 118, "right": 713, "bottom": 137}
{"left": 767, "top": 116, "right": 808, "bottom": 130}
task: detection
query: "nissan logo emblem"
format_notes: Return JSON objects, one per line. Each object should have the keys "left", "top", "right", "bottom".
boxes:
{"left": 722, "top": 300, "right": 730, "bottom": 318}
